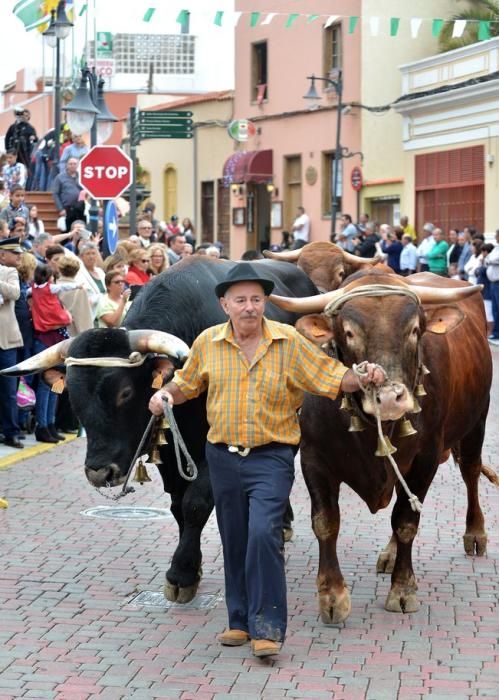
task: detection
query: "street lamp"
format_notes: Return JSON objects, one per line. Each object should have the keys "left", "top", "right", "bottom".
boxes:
{"left": 304, "top": 71, "right": 343, "bottom": 242}
{"left": 42, "top": 0, "right": 73, "bottom": 169}
{"left": 65, "top": 66, "right": 118, "bottom": 232}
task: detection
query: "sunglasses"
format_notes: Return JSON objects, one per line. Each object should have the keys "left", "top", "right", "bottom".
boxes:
{"left": 140, "top": 258, "right": 149, "bottom": 262}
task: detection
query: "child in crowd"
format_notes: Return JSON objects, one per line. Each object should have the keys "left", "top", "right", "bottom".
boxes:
{"left": 0, "top": 185, "right": 29, "bottom": 230}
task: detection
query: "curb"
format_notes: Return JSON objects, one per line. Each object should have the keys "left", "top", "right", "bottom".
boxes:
{"left": 0, "top": 434, "right": 79, "bottom": 470}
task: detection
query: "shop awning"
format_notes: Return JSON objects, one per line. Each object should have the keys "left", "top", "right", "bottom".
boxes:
{"left": 223, "top": 149, "right": 273, "bottom": 184}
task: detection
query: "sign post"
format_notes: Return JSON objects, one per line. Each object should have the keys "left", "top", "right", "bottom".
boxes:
{"left": 350, "top": 166, "right": 363, "bottom": 224}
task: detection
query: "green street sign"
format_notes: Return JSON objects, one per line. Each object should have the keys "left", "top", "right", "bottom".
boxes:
{"left": 96, "top": 31, "right": 113, "bottom": 57}
{"left": 139, "top": 131, "right": 194, "bottom": 140}
{"left": 138, "top": 110, "right": 193, "bottom": 120}
{"left": 138, "top": 118, "right": 193, "bottom": 127}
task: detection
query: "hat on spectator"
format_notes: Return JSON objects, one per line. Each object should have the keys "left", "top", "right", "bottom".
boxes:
{"left": 0, "top": 236, "right": 23, "bottom": 253}
{"left": 215, "top": 261, "right": 274, "bottom": 298}
{"left": 423, "top": 222, "right": 435, "bottom": 233}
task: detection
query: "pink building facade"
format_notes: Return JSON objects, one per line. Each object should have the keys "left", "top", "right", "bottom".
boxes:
{"left": 226, "top": 0, "right": 362, "bottom": 259}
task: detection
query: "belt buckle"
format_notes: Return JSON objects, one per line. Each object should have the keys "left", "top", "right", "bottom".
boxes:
{"left": 228, "top": 445, "right": 250, "bottom": 457}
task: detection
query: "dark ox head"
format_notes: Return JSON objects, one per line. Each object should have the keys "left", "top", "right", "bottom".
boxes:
{"left": 263, "top": 242, "right": 382, "bottom": 292}
{"left": 269, "top": 270, "right": 481, "bottom": 422}
{"left": 0, "top": 327, "right": 189, "bottom": 488}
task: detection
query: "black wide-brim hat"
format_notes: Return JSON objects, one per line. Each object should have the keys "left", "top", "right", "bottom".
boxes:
{"left": 215, "top": 261, "right": 275, "bottom": 298}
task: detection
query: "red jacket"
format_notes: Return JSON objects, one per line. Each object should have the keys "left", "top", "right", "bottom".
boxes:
{"left": 125, "top": 265, "right": 151, "bottom": 286}
{"left": 31, "top": 283, "right": 71, "bottom": 332}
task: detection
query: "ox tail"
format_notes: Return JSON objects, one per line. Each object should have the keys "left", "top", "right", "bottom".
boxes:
{"left": 480, "top": 464, "right": 499, "bottom": 486}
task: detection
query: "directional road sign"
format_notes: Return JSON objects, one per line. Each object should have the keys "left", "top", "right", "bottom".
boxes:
{"left": 103, "top": 200, "right": 119, "bottom": 256}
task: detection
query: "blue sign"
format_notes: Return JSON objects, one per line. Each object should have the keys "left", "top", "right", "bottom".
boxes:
{"left": 103, "top": 200, "right": 119, "bottom": 256}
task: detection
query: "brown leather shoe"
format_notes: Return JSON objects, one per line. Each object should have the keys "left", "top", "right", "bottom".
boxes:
{"left": 251, "top": 639, "right": 281, "bottom": 657}
{"left": 219, "top": 629, "right": 250, "bottom": 646}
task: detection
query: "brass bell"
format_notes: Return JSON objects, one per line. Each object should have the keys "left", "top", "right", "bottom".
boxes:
{"left": 415, "top": 383, "right": 427, "bottom": 397}
{"left": 155, "top": 431, "right": 168, "bottom": 446}
{"left": 412, "top": 399, "right": 422, "bottom": 414}
{"left": 340, "top": 395, "right": 353, "bottom": 412}
{"left": 375, "top": 435, "right": 397, "bottom": 457}
{"left": 348, "top": 415, "right": 365, "bottom": 432}
{"left": 133, "top": 459, "right": 152, "bottom": 484}
{"left": 150, "top": 447, "right": 162, "bottom": 464}
{"left": 159, "top": 417, "right": 170, "bottom": 430}
{"left": 398, "top": 418, "right": 417, "bottom": 438}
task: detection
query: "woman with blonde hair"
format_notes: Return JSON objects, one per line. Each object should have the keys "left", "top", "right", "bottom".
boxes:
{"left": 148, "top": 243, "right": 169, "bottom": 276}
{"left": 125, "top": 248, "right": 151, "bottom": 287}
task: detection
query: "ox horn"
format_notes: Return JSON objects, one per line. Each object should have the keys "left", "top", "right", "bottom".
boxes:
{"left": 128, "top": 330, "right": 190, "bottom": 364}
{"left": 269, "top": 288, "right": 345, "bottom": 314}
{"left": 262, "top": 248, "right": 303, "bottom": 262}
{"left": 341, "top": 250, "right": 379, "bottom": 266}
{"left": 0, "top": 339, "right": 73, "bottom": 377}
{"left": 404, "top": 283, "right": 483, "bottom": 303}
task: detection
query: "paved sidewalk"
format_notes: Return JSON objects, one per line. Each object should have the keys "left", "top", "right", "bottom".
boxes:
{"left": 0, "top": 352, "right": 498, "bottom": 699}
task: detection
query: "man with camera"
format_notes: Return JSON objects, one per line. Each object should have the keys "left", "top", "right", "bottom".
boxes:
{"left": 5, "top": 108, "right": 38, "bottom": 187}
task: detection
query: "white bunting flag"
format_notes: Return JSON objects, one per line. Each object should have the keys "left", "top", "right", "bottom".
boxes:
{"left": 324, "top": 15, "right": 339, "bottom": 28}
{"left": 261, "top": 13, "right": 277, "bottom": 25}
{"left": 452, "top": 19, "right": 467, "bottom": 37}
{"left": 369, "top": 16, "right": 380, "bottom": 37}
{"left": 410, "top": 18, "right": 423, "bottom": 38}
{"left": 226, "top": 11, "right": 242, "bottom": 27}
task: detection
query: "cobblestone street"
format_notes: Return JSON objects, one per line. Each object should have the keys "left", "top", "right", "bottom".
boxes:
{"left": 0, "top": 348, "right": 498, "bottom": 700}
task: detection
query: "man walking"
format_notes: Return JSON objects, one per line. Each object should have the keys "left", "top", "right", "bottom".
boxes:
{"left": 51, "top": 157, "right": 85, "bottom": 232}
{"left": 291, "top": 206, "right": 310, "bottom": 249}
{"left": 149, "top": 262, "right": 385, "bottom": 657}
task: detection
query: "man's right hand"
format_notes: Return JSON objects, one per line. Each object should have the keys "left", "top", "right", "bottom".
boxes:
{"left": 149, "top": 390, "right": 174, "bottom": 416}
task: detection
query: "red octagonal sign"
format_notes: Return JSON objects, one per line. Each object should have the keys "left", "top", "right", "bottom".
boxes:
{"left": 79, "top": 145, "right": 133, "bottom": 199}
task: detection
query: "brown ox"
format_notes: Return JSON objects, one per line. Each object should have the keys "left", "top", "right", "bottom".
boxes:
{"left": 271, "top": 270, "right": 494, "bottom": 622}
{"left": 263, "top": 241, "right": 386, "bottom": 292}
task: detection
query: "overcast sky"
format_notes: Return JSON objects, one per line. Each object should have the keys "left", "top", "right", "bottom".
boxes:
{"left": 1, "top": 0, "right": 235, "bottom": 90}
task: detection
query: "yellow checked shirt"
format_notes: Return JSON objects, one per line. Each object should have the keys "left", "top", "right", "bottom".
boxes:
{"left": 173, "top": 318, "right": 348, "bottom": 448}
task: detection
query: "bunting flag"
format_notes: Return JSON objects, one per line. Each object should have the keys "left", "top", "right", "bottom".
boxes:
{"left": 261, "top": 12, "right": 277, "bottom": 25}
{"left": 348, "top": 16, "right": 359, "bottom": 34}
{"left": 143, "top": 7, "right": 155, "bottom": 22}
{"left": 478, "top": 20, "right": 491, "bottom": 40}
{"left": 369, "top": 16, "right": 380, "bottom": 37}
{"left": 432, "top": 19, "right": 444, "bottom": 37}
{"left": 13, "top": 0, "right": 76, "bottom": 32}
{"left": 324, "top": 15, "right": 339, "bottom": 29}
{"left": 452, "top": 19, "right": 467, "bottom": 38}
{"left": 410, "top": 18, "right": 423, "bottom": 38}
{"left": 79, "top": 3, "right": 87, "bottom": 16}
{"left": 390, "top": 18, "right": 400, "bottom": 37}
{"left": 214, "top": 10, "right": 223, "bottom": 27}
{"left": 285, "top": 13, "right": 299, "bottom": 28}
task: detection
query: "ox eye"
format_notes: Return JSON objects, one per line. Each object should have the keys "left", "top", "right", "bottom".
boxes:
{"left": 345, "top": 330, "right": 354, "bottom": 340}
{"left": 116, "top": 386, "right": 134, "bottom": 406}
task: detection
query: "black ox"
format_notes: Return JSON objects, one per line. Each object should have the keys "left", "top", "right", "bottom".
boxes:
{"left": 2, "top": 257, "right": 318, "bottom": 603}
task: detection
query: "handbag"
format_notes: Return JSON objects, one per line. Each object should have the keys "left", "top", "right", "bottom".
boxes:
{"left": 16, "top": 377, "right": 36, "bottom": 409}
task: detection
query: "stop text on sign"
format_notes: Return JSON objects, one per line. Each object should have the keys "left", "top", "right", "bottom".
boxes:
{"left": 82, "top": 165, "right": 129, "bottom": 179}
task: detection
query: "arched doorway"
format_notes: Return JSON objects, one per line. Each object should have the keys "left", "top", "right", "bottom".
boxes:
{"left": 163, "top": 165, "right": 177, "bottom": 221}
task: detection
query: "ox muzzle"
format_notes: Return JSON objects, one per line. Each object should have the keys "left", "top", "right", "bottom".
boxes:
{"left": 361, "top": 382, "right": 415, "bottom": 422}
{"left": 85, "top": 463, "right": 125, "bottom": 488}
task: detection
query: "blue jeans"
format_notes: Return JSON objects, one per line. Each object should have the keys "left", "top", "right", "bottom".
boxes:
{"left": 0, "top": 347, "right": 22, "bottom": 439}
{"left": 33, "top": 339, "right": 57, "bottom": 428}
{"left": 206, "top": 441, "right": 295, "bottom": 642}
{"left": 490, "top": 282, "right": 499, "bottom": 339}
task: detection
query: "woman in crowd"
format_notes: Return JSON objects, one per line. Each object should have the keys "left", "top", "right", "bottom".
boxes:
{"left": 57, "top": 257, "right": 93, "bottom": 337}
{"left": 125, "top": 248, "right": 151, "bottom": 286}
{"left": 181, "top": 217, "right": 195, "bottom": 246}
{"left": 76, "top": 242, "right": 106, "bottom": 319}
{"left": 14, "top": 253, "right": 37, "bottom": 431}
{"left": 30, "top": 264, "right": 81, "bottom": 443}
{"left": 464, "top": 239, "right": 484, "bottom": 285}
{"left": 95, "top": 270, "right": 132, "bottom": 328}
{"left": 27, "top": 205, "right": 45, "bottom": 240}
{"left": 475, "top": 243, "right": 495, "bottom": 338}
{"left": 103, "top": 253, "right": 128, "bottom": 278}
{"left": 46, "top": 244, "right": 66, "bottom": 276}
{"left": 148, "top": 243, "right": 169, "bottom": 276}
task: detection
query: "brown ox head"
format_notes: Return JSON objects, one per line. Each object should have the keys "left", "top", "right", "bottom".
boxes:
{"left": 270, "top": 270, "right": 481, "bottom": 422}
{"left": 263, "top": 242, "right": 382, "bottom": 292}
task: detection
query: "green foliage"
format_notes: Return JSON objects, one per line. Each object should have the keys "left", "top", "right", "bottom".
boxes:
{"left": 439, "top": 0, "right": 499, "bottom": 51}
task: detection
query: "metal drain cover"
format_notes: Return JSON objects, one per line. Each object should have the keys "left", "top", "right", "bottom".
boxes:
{"left": 127, "top": 591, "right": 223, "bottom": 610}
{"left": 81, "top": 506, "right": 171, "bottom": 520}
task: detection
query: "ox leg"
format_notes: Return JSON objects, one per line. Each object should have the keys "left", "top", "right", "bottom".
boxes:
{"left": 385, "top": 454, "right": 438, "bottom": 614}
{"left": 164, "top": 464, "right": 214, "bottom": 604}
{"left": 305, "top": 474, "right": 351, "bottom": 624}
{"left": 376, "top": 533, "right": 397, "bottom": 575}
{"left": 453, "top": 412, "right": 488, "bottom": 556}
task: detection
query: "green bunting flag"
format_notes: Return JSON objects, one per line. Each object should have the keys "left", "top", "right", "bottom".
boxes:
{"left": 214, "top": 10, "right": 223, "bottom": 26}
{"left": 432, "top": 19, "right": 444, "bottom": 37}
{"left": 176, "top": 9, "right": 189, "bottom": 25}
{"left": 390, "top": 17, "right": 400, "bottom": 36}
{"left": 478, "top": 20, "right": 491, "bottom": 40}
{"left": 285, "top": 13, "right": 299, "bottom": 28}
{"left": 250, "top": 12, "right": 260, "bottom": 27}
{"left": 348, "top": 16, "right": 359, "bottom": 34}
{"left": 307, "top": 14, "right": 319, "bottom": 23}
{"left": 143, "top": 8, "right": 155, "bottom": 22}
{"left": 79, "top": 3, "right": 87, "bottom": 16}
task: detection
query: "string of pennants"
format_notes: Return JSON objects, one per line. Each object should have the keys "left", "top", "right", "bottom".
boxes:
{"left": 141, "top": 9, "right": 496, "bottom": 40}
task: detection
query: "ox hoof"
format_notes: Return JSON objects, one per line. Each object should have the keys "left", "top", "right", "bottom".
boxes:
{"left": 376, "top": 549, "right": 396, "bottom": 575}
{"left": 385, "top": 586, "right": 419, "bottom": 614}
{"left": 164, "top": 580, "right": 179, "bottom": 602}
{"left": 463, "top": 533, "right": 487, "bottom": 556}
{"left": 283, "top": 526, "right": 293, "bottom": 543}
{"left": 319, "top": 587, "right": 351, "bottom": 624}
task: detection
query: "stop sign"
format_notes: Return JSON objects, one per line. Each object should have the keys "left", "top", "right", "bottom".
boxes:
{"left": 79, "top": 145, "right": 133, "bottom": 199}
{"left": 350, "top": 166, "right": 363, "bottom": 192}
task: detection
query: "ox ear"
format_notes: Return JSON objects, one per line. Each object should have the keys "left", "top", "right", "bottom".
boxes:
{"left": 151, "top": 357, "right": 176, "bottom": 389}
{"left": 424, "top": 305, "right": 465, "bottom": 334}
{"left": 295, "top": 314, "right": 334, "bottom": 346}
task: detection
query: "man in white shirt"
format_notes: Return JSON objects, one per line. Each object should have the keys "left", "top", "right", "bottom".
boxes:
{"left": 416, "top": 222, "right": 435, "bottom": 272}
{"left": 291, "top": 206, "right": 310, "bottom": 249}
{"left": 400, "top": 234, "right": 418, "bottom": 276}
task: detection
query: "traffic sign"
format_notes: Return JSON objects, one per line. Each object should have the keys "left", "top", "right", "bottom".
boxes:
{"left": 138, "top": 110, "right": 192, "bottom": 120}
{"left": 103, "top": 200, "right": 119, "bottom": 256}
{"left": 139, "top": 131, "right": 193, "bottom": 140}
{"left": 350, "top": 166, "right": 363, "bottom": 192}
{"left": 79, "top": 145, "right": 133, "bottom": 200}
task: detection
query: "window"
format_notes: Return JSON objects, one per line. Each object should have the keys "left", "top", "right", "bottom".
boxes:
{"left": 323, "top": 22, "right": 342, "bottom": 77}
{"left": 201, "top": 181, "right": 215, "bottom": 241}
{"left": 322, "top": 151, "right": 342, "bottom": 217}
{"left": 251, "top": 41, "right": 268, "bottom": 103}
